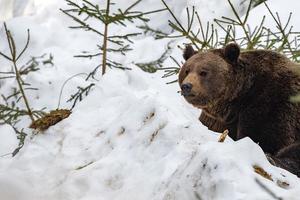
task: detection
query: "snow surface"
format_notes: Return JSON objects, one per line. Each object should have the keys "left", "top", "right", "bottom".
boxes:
{"left": 0, "top": 0, "right": 300, "bottom": 200}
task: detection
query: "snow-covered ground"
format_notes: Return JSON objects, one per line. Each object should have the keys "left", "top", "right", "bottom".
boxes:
{"left": 0, "top": 0, "right": 300, "bottom": 199}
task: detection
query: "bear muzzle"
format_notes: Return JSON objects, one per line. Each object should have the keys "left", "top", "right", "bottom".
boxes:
{"left": 181, "top": 83, "right": 193, "bottom": 96}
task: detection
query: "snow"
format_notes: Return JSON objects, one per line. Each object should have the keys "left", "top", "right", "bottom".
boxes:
{"left": 0, "top": 0, "right": 300, "bottom": 200}
{"left": 247, "top": 0, "right": 300, "bottom": 28}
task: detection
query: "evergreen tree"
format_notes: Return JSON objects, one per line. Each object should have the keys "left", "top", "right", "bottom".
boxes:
{"left": 61, "top": 0, "right": 165, "bottom": 76}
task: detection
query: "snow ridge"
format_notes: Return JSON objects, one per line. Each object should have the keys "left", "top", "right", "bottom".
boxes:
{"left": 0, "top": 0, "right": 300, "bottom": 200}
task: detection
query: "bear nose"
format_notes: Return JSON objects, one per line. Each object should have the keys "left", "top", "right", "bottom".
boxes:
{"left": 181, "top": 83, "right": 193, "bottom": 95}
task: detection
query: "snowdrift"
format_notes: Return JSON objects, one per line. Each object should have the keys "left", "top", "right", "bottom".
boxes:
{"left": 0, "top": 0, "right": 300, "bottom": 199}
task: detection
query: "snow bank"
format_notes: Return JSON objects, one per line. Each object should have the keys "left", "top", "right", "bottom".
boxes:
{"left": 0, "top": 0, "right": 300, "bottom": 200}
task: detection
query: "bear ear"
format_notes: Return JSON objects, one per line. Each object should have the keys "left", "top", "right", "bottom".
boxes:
{"left": 224, "top": 43, "right": 240, "bottom": 64}
{"left": 183, "top": 45, "right": 196, "bottom": 61}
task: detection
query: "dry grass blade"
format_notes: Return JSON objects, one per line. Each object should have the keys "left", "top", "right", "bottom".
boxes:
{"left": 218, "top": 129, "right": 229, "bottom": 142}
{"left": 253, "top": 165, "right": 273, "bottom": 181}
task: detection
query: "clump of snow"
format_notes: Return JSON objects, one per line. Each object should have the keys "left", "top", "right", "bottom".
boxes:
{"left": 0, "top": 0, "right": 300, "bottom": 200}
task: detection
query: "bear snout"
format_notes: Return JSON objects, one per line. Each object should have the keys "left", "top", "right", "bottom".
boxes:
{"left": 181, "top": 83, "right": 193, "bottom": 96}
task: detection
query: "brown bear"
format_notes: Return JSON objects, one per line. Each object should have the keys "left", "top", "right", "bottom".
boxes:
{"left": 179, "top": 43, "right": 300, "bottom": 177}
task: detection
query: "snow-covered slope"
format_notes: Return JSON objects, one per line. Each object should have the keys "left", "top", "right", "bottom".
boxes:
{"left": 0, "top": 0, "right": 300, "bottom": 200}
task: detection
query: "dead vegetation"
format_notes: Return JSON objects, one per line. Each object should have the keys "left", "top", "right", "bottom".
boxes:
{"left": 30, "top": 109, "right": 71, "bottom": 131}
{"left": 150, "top": 123, "right": 167, "bottom": 143}
{"left": 253, "top": 165, "right": 273, "bottom": 181}
{"left": 218, "top": 129, "right": 229, "bottom": 142}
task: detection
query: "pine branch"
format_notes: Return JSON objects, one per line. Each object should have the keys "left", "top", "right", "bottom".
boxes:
{"left": 159, "top": 0, "right": 300, "bottom": 84}
{"left": 67, "top": 83, "right": 95, "bottom": 109}
{"left": 62, "top": 0, "right": 166, "bottom": 75}
{"left": 137, "top": 24, "right": 169, "bottom": 39}
{"left": 0, "top": 23, "right": 35, "bottom": 123}
{"left": 135, "top": 41, "right": 173, "bottom": 73}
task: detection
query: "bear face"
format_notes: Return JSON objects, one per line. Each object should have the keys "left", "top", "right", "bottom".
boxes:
{"left": 179, "top": 43, "right": 240, "bottom": 109}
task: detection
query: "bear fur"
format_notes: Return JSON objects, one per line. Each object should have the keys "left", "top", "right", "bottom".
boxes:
{"left": 179, "top": 43, "right": 300, "bottom": 177}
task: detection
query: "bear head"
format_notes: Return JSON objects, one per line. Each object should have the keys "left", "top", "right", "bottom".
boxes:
{"left": 178, "top": 43, "right": 241, "bottom": 108}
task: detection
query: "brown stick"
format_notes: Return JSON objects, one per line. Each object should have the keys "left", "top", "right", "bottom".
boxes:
{"left": 102, "top": 0, "right": 110, "bottom": 75}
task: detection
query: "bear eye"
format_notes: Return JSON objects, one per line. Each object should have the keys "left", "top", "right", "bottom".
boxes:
{"left": 185, "top": 69, "right": 190, "bottom": 75}
{"left": 199, "top": 71, "right": 208, "bottom": 77}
